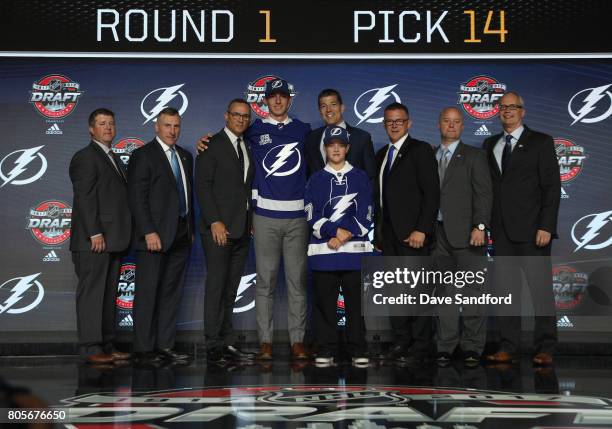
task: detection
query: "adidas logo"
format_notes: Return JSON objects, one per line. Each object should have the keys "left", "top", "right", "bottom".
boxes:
{"left": 474, "top": 124, "right": 491, "bottom": 136}
{"left": 42, "top": 250, "right": 60, "bottom": 262}
{"left": 561, "top": 187, "right": 569, "bottom": 199}
{"left": 557, "top": 315, "right": 574, "bottom": 328}
{"left": 45, "top": 123, "right": 62, "bottom": 135}
{"left": 119, "top": 314, "right": 133, "bottom": 327}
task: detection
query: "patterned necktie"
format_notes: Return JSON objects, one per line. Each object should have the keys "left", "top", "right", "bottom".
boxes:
{"left": 236, "top": 137, "right": 245, "bottom": 181}
{"left": 502, "top": 134, "right": 513, "bottom": 173}
{"left": 170, "top": 147, "right": 187, "bottom": 216}
{"left": 438, "top": 147, "right": 450, "bottom": 185}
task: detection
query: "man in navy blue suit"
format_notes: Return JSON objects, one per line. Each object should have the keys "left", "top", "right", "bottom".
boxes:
{"left": 305, "top": 89, "right": 376, "bottom": 182}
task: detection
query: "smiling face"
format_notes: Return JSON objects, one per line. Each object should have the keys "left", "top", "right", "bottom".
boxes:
{"left": 499, "top": 92, "right": 526, "bottom": 133}
{"left": 438, "top": 107, "right": 464, "bottom": 145}
{"left": 383, "top": 108, "right": 412, "bottom": 143}
{"left": 325, "top": 141, "right": 349, "bottom": 165}
{"left": 318, "top": 94, "right": 345, "bottom": 126}
{"left": 264, "top": 92, "right": 291, "bottom": 121}
{"left": 89, "top": 114, "right": 116, "bottom": 146}
{"left": 224, "top": 101, "right": 251, "bottom": 136}
{"left": 155, "top": 113, "right": 181, "bottom": 146}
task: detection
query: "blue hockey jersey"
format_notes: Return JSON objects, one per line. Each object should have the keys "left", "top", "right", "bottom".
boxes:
{"left": 245, "top": 117, "right": 311, "bottom": 219}
{"left": 304, "top": 162, "right": 375, "bottom": 271}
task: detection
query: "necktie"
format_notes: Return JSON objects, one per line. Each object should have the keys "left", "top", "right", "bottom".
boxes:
{"left": 438, "top": 147, "right": 450, "bottom": 185}
{"left": 236, "top": 137, "right": 245, "bottom": 181}
{"left": 109, "top": 151, "right": 126, "bottom": 181}
{"left": 501, "top": 134, "right": 513, "bottom": 173}
{"left": 384, "top": 144, "right": 395, "bottom": 181}
{"left": 170, "top": 147, "right": 187, "bottom": 216}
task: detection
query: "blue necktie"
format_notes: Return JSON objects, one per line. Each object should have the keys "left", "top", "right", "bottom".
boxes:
{"left": 384, "top": 144, "right": 395, "bottom": 181}
{"left": 170, "top": 147, "right": 187, "bottom": 216}
{"left": 502, "top": 134, "right": 513, "bottom": 173}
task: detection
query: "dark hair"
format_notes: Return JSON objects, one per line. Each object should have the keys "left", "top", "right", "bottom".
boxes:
{"left": 384, "top": 102, "right": 409, "bottom": 117}
{"left": 88, "top": 108, "right": 115, "bottom": 127}
{"left": 156, "top": 107, "right": 180, "bottom": 120}
{"left": 317, "top": 88, "right": 343, "bottom": 105}
{"left": 227, "top": 98, "right": 250, "bottom": 112}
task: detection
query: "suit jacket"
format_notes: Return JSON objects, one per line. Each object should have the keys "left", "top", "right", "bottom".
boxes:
{"left": 195, "top": 129, "right": 255, "bottom": 238}
{"left": 373, "top": 135, "right": 440, "bottom": 246}
{"left": 128, "top": 139, "right": 194, "bottom": 251}
{"left": 483, "top": 125, "right": 561, "bottom": 242}
{"left": 437, "top": 141, "right": 493, "bottom": 248}
{"left": 305, "top": 123, "right": 377, "bottom": 181}
{"left": 69, "top": 141, "right": 131, "bottom": 252}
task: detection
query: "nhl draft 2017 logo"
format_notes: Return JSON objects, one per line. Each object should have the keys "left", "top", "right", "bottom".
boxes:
{"left": 112, "top": 138, "right": 145, "bottom": 166}
{"left": 245, "top": 75, "right": 296, "bottom": 118}
{"left": 556, "top": 138, "right": 586, "bottom": 183}
{"left": 553, "top": 264, "right": 588, "bottom": 311}
{"left": 457, "top": 76, "right": 506, "bottom": 120}
{"left": 26, "top": 200, "right": 72, "bottom": 246}
{"left": 116, "top": 263, "right": 135, "bottom": 311}
{"left": 29, "top": 74, "right": 84, "bottom": 119}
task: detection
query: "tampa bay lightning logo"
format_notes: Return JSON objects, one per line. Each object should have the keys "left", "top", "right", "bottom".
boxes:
{"left": 323, "top": 176, "right": 358, "bottom": 221}
{"left": 262, "top": 143, "right": 302, "bottom": 177}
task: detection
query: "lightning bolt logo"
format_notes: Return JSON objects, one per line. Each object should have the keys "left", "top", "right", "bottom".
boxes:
{"left": 0, "top": 273, "right": 44, "bottom": 315}
{"left": 263, "top": 143, "right": 301, "bottom": 177}
{"left": 0, "top": 146, "right": 47, "bottom": 188}
{"left": 140, "top": 84, "right": 189, "bottom": 125}
{"left": 233, "top": 273, "right": 256, "bottom": 314}
{"left": 572, "top": 210, "right": 612, "bottom": 252}
{"left": 329, "top": 193, "right": 358, "bottom": 222}
{"left": 568, "top": 84, "right": 612, "bottom": 125}
{"left": 354, "top": 84, "right": 401, "bottom": 125}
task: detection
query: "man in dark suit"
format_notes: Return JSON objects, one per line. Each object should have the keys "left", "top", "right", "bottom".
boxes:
{"left": 195, "top": 99, "right": 256, "bottom": 364}
{"left": 128, "top": 107, "right": 194, "bottom": 364}
{"left": 305, "top": 88, "right": 376, "bottom": 181}
{"left": 432, "top": 107, "right": 492, "bottom": 367}
{"left": 482, "top": 91, "right": 561, "bottom": 366}
{"left": 69, "top": 108, "right": 132, "bottom": 364}
{"left": 373, "top": 102, "right": 440, "bottom": 363}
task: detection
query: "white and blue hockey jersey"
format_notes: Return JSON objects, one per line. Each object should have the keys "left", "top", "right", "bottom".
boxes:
{"left": 245, "top": 117, "right": 311, "bottom": 219}
{"left": 304, "top": 162, "right": 375, "bottom": 271}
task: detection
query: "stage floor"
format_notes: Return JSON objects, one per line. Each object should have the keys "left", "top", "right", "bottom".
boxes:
{"left": 1, "top": 354, "right": 612, "bottom": 428}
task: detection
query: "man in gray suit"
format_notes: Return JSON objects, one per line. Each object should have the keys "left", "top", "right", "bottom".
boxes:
{"left": 433, "top": 107, "right": 493, "bottom": 367}
{"left": 195, "top": 99, "right": 256, "bottom": 363}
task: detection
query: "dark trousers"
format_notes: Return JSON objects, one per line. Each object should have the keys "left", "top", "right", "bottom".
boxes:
{"left": 312, "top": 270, "right": 366, "bottom": 355}
{"left": 432, "top": 222, "right": 487, "bottom": 355}
{"left": 72, "top": 250, "right": 122, "bottom": 356}
{"left": 381, "top": 222, "right": 432, "bottom": 356}
{"left": 133, "top": 218, "right": 191, "bottom": 353}
{"left": 202, "top": 230, "right": 250, "bottom": 352}
{"left": 492, "top": 223, "right": 557, "bottom": 354}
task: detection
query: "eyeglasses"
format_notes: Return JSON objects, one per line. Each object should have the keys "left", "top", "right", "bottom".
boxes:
{"left": 499, "top": 104, "right": 523, "bottom": 111}
{"left": 228, "top": 111, "right": 251, "bottom": 121}
{"left": 384, "top": 119, "right": 409, "bottom": 126}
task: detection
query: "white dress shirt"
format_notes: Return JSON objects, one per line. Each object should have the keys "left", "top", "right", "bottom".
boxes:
{"left": 156, "top": 136, "right": 189, "bottom": 214}
{"left": 494, "top": 125, "right": 524, "bottom": 171}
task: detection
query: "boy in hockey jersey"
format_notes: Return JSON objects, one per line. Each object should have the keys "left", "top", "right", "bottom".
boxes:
{"left": 304, "top": 126, "right": 374, "bottom": 365}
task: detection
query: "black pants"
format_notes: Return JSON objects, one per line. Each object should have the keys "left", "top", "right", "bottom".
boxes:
{"left": 382, "top": 222, "right": 433, "bottom": 356}
{"left": 312, "top": 270, "right": 366, "bottom": 355}
{"left": 202, "top": 231, "right": 250, "bottom": 352}
{"left": 133, "top": 218, "right": 191, "bottom": 353}
{"left": 492, "top": 223, "right": 557, "bottom": 354}
{"left": 72, "top": 250, "right": 122, "bottom": 356}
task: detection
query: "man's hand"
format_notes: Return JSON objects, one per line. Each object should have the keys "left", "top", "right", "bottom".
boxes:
{"left": 470, "top": 229, "right": 486, "bottom": 247}
{"left": 404, "top": 231, "right": 426, "bottom": 249}
{"left": 336, "top": 228, "right": 353, "bottom": 244}
{"left": 145, "top": 232, "right": 162, "bottom": 252}
{"left": 327, "top": 237, "right": 342, "bottom": 250}
{"left": 211, "top": 221, "right": 229, "bottom": 246}
{"left": 196, "top": 133, "right": 213, "bottom": 153}
{"left": 535, "top": 229, "right": 552, "bottom": 247}
{"left": 90, "top": 234, "right": 106, "bottom": 253}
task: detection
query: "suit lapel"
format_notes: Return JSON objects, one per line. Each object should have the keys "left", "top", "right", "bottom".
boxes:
{"left": 314, "top": 127, "right": 326, "bottom": 168}
{"left": 90, "top": 141, "right": 126, "bottom": 183}
{"left": 441, "top": 141, "right": 465, "bottom": 188}
{"left": 151, "top": 139, "right": 179, "bottom": 193}
{"left": 175, "top": 145, "right": 192, "bottom": 202}
{"left": 219, "top": 129, "right": 242, "bottom": 171}
{"left": 487, "top": 133, "right": 503, "bottom": 178}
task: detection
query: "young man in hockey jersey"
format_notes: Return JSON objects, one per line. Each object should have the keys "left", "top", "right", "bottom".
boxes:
{"left": 247, "top": 79, "right": 312, "bottom": 360}
{"left": 305, "top": 126, "right": 374, "bottom": 365}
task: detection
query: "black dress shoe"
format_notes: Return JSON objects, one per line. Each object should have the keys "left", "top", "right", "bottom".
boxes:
{"left": 207, "top": 349, "right": 227, "bottom": 364}
{"left": 223, "top": 345, "right": 256, "bottom": 360}
{"left": 134, "top": 352, "right": 164, "bottom": 364}
{"left": 157, "top": 348, "right": 191, "bottom": 361}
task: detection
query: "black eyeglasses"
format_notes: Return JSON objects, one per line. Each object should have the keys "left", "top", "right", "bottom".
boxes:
{"left": 384, "top": 119, "right": 409, "bottom": 126}
{"left": 228, "top": 112, "right": 251, "bottom": 120}
{"left": 499, "top": 104, "right": 523, "bottom": 111}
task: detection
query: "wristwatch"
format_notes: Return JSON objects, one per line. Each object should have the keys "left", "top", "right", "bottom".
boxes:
{"left": 474, "top": 223, "right": 486, "bottom": 231}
